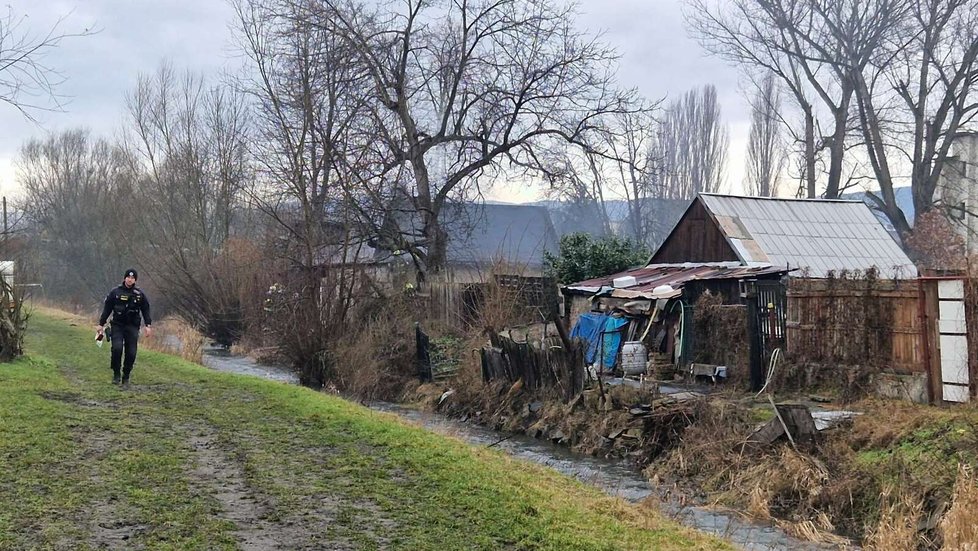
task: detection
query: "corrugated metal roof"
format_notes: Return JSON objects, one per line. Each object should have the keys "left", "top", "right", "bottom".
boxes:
{"left": 698, "top": 194, "right": 917, "bottom": 278}
{"left": 564, "top": 262, "right": 789, "bottom": 299}
{"left": 377, "top": 201, "right": 558, "bottom": 268}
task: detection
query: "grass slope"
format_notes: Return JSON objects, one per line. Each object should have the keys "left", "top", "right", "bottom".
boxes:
{"left": 0, "top": 310, "right": 729, "bottom": 550}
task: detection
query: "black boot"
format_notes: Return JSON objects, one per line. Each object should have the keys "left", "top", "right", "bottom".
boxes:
{"left": 112, "top": 371, "right": 121, "bottom": 385}
{"left": 121, "top": 372, "right": 130, "bottom": 389}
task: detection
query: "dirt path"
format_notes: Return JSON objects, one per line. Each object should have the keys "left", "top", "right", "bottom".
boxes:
{"left": 187, "top": 425, "right": 303, "bottom": 550}
{"left": 3, "top": 312, "right": 735, "bottom": 551}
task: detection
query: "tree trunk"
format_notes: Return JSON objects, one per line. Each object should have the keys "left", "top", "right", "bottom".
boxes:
{"left": 824, "top": 90, "right": 853, "bottom": 199}
{"left": 424, "top": 215, "right": 448, "bottom": 277}
{"left": 805, "top": 109, "right": 816, "bottom": 198}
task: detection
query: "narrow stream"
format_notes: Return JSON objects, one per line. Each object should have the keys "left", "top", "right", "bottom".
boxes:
{"left": 200, "top": 346, "right": 850, "bottom": 551}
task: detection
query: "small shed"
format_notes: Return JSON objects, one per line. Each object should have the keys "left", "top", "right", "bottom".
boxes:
{"left": 651, "top": 194, "right": 917, "bottom": 279}
{"left": 561, "top": 262, "right": 789, "bottom": 380}
{"left": 647, "top": 193, "right": 921, "bottom": 392}
{"left": 562, "top": 193, "right": 923, "bottom": 390}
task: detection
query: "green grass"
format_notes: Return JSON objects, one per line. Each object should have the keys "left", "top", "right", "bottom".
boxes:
{"left": 0, "top": 309, "right": 730, "bottom": 550}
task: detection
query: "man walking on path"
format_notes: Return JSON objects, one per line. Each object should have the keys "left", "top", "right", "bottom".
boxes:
{"left": 97, "top": 269, "right": 152, "bottom": 388}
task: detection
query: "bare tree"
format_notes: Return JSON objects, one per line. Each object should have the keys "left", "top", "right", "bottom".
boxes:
{"left": 854, "top": 0, "right": 978, "bottom": 238}
{"left": 233, "top": 0, "right": 379, "bottom": 385}
{"left": 687, "top": 0, "right": 900, "bottom": 199}
{"left": 124, "top": 63, "right": 252, "bottom": 344}
{"left": 602, "top": 110, "right": 660, "bottom": 246}
{"left": 16, "top": 129, "right": 136, "bottom": 303}
{"left": 655, "top": 84, "right": 728, "bottom": 199}
{"left": 745, "top": 73, "right": 787, "bottom": 197}
{"left": 543, "top": 151, "right": 614, "bottom": 237}
{"left": 541, "top": 106, "right": 663, "bottom": 247}
{"left": 303, "top": 0, "right": 640, "bottom": 277}
{"left": 0, "top": 7, "right": 91, "bottom": 119}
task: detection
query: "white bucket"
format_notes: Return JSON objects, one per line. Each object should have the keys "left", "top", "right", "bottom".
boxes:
{"left": 620, "top": 341, "right": 648, "bottom": 375}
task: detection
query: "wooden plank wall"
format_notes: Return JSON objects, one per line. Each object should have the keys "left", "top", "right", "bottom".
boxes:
{"left": 786, "top": 278, "right": 923, "bottom": 374}
{"left": 427, "top": 273, "right": 559, "bottom": 327}
{"left": 650, "top": 199, "right": 739, "bottom": 264}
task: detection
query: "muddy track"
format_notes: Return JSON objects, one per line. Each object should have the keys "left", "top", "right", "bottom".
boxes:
{"left": 76, "top": 426, "right": 148, "bottom": 549}
{"left": 187, "top": 425, "right": 297, "bottom": 550}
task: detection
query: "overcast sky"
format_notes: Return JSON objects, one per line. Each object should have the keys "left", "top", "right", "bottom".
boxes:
{"left": 0, "top": 0, "right": 749, "bottom": 202}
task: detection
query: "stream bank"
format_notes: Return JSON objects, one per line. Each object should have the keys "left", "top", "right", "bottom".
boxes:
{"left": 198, "top": 345, "right": 848, "bottom": 550}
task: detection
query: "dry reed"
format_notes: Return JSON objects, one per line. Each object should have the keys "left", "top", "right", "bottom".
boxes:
{"left": 140, "top": 316, "right": 204, "bottom": 364}
{"left": 864, "top": 484, "right": 924, "bottom": 551}
{"left": 940, "top": 465, "right": 978, "bottom": 550}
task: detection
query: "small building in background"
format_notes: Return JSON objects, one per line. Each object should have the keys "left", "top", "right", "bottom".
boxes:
{"left": 938, "top": 132, "right": 978, "bottom": 254}
{"left": 561, "top": 193, "right": 922, "bottom": 394}
{"left": 373, "top": 201, "right": 561, "bottom": 325}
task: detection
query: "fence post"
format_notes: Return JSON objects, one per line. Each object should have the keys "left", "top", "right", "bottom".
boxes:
{"left": 747, "top": 285, "right": 764, "bottom": 392}
{"left": 415, "top": 323, "right": 432, "bottom": 382}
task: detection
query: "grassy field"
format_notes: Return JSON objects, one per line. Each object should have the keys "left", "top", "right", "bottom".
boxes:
{"left": 0, "top": 309, "right": 730, "bottom": 550}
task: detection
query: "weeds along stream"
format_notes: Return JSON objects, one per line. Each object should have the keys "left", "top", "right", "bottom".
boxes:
{"left": 198, "top": 347, "right": 847, "bottom": 551}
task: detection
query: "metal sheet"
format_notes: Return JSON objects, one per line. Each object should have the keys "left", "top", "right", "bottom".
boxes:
{"left": 939, "top": 334, "right": 969, "bottom": 385}
{"left": 696, "top": 194, "right": 917, "bottom": 279}
{"left": 939, "top": 280, "right": 965, "bottom": 300}
{"left": 943, "top": 384, "right": 970, "bottom": 403}
{"left": 564, "top": 262, "right": 790, "bottom": 299}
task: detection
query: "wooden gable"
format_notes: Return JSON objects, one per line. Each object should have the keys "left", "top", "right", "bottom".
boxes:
{"left": 649, "top": 197, "right": 739, "bottom": 264}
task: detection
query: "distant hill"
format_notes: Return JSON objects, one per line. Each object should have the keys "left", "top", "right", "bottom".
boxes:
{"left": 530, "top": 198, "right": 691, "bottom": 251}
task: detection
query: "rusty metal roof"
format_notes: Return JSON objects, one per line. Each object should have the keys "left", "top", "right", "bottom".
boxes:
{"left": 563, "top": 262, "right": 789, "bottom": 299}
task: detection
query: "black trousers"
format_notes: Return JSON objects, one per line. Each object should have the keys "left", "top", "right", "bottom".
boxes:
{"left": 110, "top": 324, "right": 140, "bottom": 376}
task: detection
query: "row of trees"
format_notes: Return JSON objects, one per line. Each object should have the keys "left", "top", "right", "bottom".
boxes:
{"left": 8, "top": 0, "right": 681, "bottom": 384}
{"left": 689, "top": 0, "right": 978, "bottom": 238}
{"left": 12, "top": 0, "right": 974, "bottom": 379}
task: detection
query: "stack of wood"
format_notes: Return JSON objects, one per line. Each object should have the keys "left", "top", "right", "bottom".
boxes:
{"left": 603, "top": 392, "right": 705, "bottom": 461}
{"left": 646, "top": 352, "right": 678, "bottom": 380}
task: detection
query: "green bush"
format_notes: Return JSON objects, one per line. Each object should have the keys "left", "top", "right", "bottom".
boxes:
{"left": 544, "top": 233, "right": 648, "bottom": 284}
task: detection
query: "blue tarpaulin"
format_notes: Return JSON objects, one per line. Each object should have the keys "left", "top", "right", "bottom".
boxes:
{"left": 570, "top": 312, "right": 604, "bottom": 363}
{"left": 570, "top": 313, "right": 629, "bottom": 369}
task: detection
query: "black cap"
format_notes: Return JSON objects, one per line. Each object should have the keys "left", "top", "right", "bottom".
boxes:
{"left": 124, "top": 269, "right": 138, "bottom": 281}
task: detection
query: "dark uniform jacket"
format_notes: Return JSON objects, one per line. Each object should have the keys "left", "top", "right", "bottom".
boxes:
{"left": 99, "top": 285, "right": 152, "bottom": 327}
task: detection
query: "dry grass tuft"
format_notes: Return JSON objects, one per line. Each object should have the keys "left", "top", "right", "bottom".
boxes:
{"left": 731, "top": 447, "right": 829, "bottom": 518}
{"left": 845, "top": 398, "right": 936, "bottom": 450}
{"left": 747, "top": 485, "right": 774, "bottom": 521}
{"left": 940, "top": 465, "right": 978, "bottom": 550}
{"left": 140, "top": 316, "right": 204, "bottom": 364}
{"left": 864, "top": 484, "right": 924, "bottom": 551}
{"left": 330, "top": 294, "right": 421, "bottom": 400}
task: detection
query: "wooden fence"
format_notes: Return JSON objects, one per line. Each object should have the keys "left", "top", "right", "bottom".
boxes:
{"left": 480, "top": 323, "right": 585, "bottom": 402}
{"left": 786, "top": 278, "right": 923, "bottom": 374}
{"left": 425, "top": 273, "right": 559, "bottom": 328}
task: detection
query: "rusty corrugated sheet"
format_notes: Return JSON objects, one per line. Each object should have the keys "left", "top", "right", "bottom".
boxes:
{"left": 564, "top": 261, "right": 789, "bottom": 299}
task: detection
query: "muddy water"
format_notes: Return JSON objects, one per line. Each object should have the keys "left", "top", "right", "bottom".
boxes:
{"left": 199, "top": 348, "right": 849, "bottom": 551}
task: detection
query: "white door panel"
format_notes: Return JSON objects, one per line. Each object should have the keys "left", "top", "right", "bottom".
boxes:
{"left": 940, "top": 316, "right": 968, "bottom": 334}
{"left": 940, "top": 335, "right": 969, "bottom": 384}
{"left": 937, "top": 281, "right": 970, "bottom": 403}
{"left": 939, "top": 280, "right": 965, "bottom": 300}
{"left": 944, "top": 385, "right": 970, "bottom": 403}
